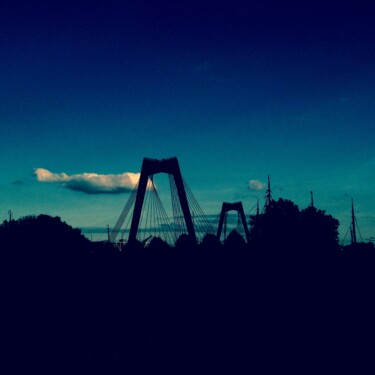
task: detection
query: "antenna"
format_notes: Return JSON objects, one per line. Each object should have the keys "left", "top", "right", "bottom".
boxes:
{"left": 310, "top": 191, "right": 314, "bottom": 208}
{"left": 8, "top": 210, "right": 13, "bottom": 222}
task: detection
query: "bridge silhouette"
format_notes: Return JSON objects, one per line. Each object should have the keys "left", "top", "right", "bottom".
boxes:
{"left": 110, "top": 157, "right": 217, "bottom": 245}
{"left": 216, "top": 201, "right": 251, "bottom": 243}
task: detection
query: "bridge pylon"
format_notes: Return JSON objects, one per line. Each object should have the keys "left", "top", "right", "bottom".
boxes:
{"left": 216, "top": 201, "right": 251, "bottom": 243}
{"left": 128, "top": 157, "right": 196, "bottom": 244}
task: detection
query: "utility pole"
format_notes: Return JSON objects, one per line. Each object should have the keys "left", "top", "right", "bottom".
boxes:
{"left": 107, "top": 225, "right": 110, "bottom": 243}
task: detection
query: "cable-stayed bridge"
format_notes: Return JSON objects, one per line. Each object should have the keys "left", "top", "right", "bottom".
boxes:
{"left": 110, "top": 157, "right": 215, "bottom": 245}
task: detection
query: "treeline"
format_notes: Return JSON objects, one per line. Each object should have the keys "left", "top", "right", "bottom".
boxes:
{"left": 1, "top": 213, "right": 375, "bottom": 373}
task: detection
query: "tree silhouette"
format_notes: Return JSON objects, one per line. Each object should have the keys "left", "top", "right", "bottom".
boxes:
{"left": 249, "top": 198, "right": 300, "bottom": 257}
{"left": 224, "top": 229, "right": 246, "bottom": 250}
{"left": 297, "top": 206, "right": 340, "bottom": 261}
{"left": 1, "top": 215, "right": 94, "bottom": 372}
{"left": 0, "top": 214, "right": 89, "bottom": 258}
{"left": 147, "top": 236, "right": 170, "bottom": 251}
{"left": 175, "top": 233, "right": 197, "bottom": 250}
{"left": 200, "top": 233, "right": 223, "bottom": 251}
{"left": 2, "top": 209, "right": 373, "bottom": 373}
{"left": 342, "top": 241, "right": 375, "bottom": 265}
{"left": 249, "top": 198, "right": 340, "bottom": 263}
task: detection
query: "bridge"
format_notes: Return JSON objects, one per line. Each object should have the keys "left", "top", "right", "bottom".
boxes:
{"left": 216, "top": 201, "right": 251, "bottom": 243}
{"left": 110, "top": 157, "right": 214, "bottom": 245}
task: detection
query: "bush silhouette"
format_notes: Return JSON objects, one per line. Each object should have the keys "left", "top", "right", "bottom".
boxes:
{"left": 249, "top": 198, "right": 300, "bottom": 256}
{"left": 224, "top": 229, "right": 246, "bottom": 250}
{"left": 175, "top": 233, "right": 196, "bottom": 250}
{"left": 147, "top": 236, "right": 170, "bottom": 251}
{"left": 200, "top": 233, "right": 223, "bottom": 251}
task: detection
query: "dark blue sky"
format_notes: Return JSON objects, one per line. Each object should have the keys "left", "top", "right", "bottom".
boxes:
{"left": 1, "top": 1, "right": 374, "bottom": 241}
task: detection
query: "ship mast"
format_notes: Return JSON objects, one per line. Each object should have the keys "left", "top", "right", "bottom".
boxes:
{"left": 350, "top": 198, "right": 357, "bottom": 244}
{"left": 264, "top": 175, "right": 273, "bottom": 210}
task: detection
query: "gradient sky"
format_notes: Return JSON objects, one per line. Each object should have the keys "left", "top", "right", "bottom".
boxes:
{"left": 1, "top": 1, "right": 374, "bottom": 242}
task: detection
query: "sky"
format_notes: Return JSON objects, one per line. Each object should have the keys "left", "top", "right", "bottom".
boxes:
{"left": 1, "top": 1, "right": 374, "bottom": 243}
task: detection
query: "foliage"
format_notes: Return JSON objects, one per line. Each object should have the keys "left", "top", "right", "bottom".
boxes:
{"left": 298, "top": 206, "right": 340, "bottom": 257}
{"left": 249, "top": 198, "right": 300, "bottom": 252}
{"left": 1, "top": 212, "right": 374, "bottom": 372}
{"left": 200, "top": 233, "right": 223, "bottom": 251}
{"left": 224, "top": 229, "right": 246, "bottom": 250}
{"left": 0, "top": 214, "right": 89, "bottom": 256}
{"left": 147, "top": 236, "right": 170, "bottom": 250}
{"left": 249, "top": 198, "right": 340, "bottom": 260}
{"left": 175, "top": 233, "right": 197, "bottom": 250}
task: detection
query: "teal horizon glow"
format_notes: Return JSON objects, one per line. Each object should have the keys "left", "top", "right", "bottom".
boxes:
{"left": 1, "top": 2, "right": 374, "bottom": 244}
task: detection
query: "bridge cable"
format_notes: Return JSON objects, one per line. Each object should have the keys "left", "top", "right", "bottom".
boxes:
{"left": 110, "top": 183, "right": 138, "bottom": 242}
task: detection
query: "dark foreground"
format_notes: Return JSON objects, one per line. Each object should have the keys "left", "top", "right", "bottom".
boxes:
{"left": 3, "top": 241, "right": 375, "bottom": 374}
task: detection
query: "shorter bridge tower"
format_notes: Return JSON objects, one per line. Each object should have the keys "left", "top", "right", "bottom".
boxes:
{"left": 216, "top": 202, "right": 251, "bottom": 243}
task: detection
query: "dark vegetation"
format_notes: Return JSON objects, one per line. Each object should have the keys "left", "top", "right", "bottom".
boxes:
{"left": 1, "top": 205, "right": 375, "bottom": 374}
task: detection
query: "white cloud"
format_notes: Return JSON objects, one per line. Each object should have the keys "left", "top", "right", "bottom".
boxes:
{"left": 249, "top": 179, "right": 266, "bottom": 191}
{"left": 34, "top": 168, "right": 141, "bottom": 194}
{"left": 35, "top": 168, "right": 69, "bottom": 182}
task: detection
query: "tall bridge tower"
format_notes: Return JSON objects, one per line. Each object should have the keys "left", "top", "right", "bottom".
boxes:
{"left": 128, "top": 157, "right": 196, "bottom": 244}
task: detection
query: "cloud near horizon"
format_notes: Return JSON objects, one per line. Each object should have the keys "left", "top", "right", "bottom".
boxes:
{"left": 249, "top": 179, "right": 266, "bottom": 191}
{"left": 34, "top": 168, "right": 141, "bottom": 194}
